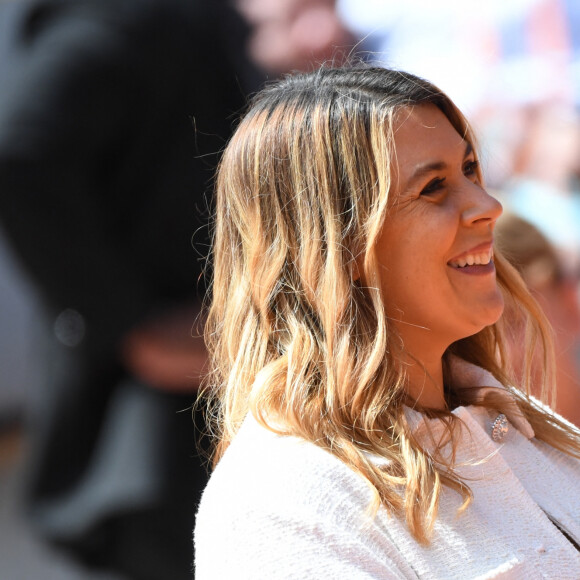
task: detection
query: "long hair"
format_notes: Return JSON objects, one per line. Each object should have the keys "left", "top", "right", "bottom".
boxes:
{"left": 203, "top": 66, "right": 580, "bottom": 543}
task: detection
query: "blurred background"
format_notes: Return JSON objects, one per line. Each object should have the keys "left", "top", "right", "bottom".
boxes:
{"left": 0, "top": 0, "right": 579, "bottom": 578}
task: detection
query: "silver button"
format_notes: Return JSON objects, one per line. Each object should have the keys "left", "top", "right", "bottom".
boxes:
{"left": 491, "top": 413, "right": 509, "bottom": 442}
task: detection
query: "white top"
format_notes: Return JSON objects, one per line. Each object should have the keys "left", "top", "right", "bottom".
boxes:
{"left": 195, "top": 367, "right": 580, "bottom": 579}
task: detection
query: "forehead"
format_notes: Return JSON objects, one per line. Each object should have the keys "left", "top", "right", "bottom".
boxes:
{"left": 392, "top": 104, "right": 467, "bottom": 176}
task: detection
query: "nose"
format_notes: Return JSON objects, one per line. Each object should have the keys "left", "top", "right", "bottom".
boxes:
{"left": 460, "top": 183, "right": 503, "bottom": 227}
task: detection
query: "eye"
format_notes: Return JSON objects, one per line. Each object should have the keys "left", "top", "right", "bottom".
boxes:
{"left": 420, "top": 177, "right": 446, "bottom": 196}
{"left": 463, "top": 159, "right": 479, "bottom": 178}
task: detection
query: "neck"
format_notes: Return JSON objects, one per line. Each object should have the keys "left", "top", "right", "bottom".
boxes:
{"left": 403, "top": 351, "right": 446, "bottom": 410}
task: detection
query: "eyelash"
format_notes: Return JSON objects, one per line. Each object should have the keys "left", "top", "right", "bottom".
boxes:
{"left": 464, "top": 159, "right": 479, "bottom": 177}
{"left": 420, "top": 177, "right": 446, "bottom": 195}
{"left": 420, "top": 159, "right": 480, "bottom": 196}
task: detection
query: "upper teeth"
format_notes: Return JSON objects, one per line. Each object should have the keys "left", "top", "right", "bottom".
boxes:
{"left": 450, "top": 249, "right": 493, "bottom": 268}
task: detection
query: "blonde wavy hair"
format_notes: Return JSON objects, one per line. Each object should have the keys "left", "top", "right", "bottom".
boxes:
{"left": 203, "top": 66, "right": 580, "bottom": 543}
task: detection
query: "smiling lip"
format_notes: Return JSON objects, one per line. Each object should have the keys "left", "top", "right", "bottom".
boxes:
{"left": 447, "top": 242, "right": 494, "bottom": 273}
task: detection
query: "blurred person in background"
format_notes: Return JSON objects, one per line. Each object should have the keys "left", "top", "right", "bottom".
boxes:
{"left": 0, "top": 0, "right": 257, "bottom": 578}
{"left": 0, "top": 0, "right": 353, "bottom": 578}
{"left": 236, "top": 0, "right": 354, "bottom": 76}
{"left": 496, "top": 212, "right": 580, "bottom": 427}
{"left": 502, "top": 102, "right": 580, "bottom": 273}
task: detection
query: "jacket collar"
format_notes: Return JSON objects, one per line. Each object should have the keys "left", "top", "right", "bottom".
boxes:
{"left": 405, "top": 356, "right": 535, "bottom": 440}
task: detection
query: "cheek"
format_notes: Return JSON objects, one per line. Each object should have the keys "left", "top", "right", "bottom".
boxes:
{"left": 380, "top": 218, "right": 444, "bottom": 269}
{"left": 379, "top": 244, "right": 446, "bottom": 316}
{"left": 376, "top": 209, "right": 457, "bottom": 308}
{"left": 390, "top": 223, "right": 453, "bottom": 282}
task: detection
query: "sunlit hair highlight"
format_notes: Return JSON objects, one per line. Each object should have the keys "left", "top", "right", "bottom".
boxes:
{"left": 203, "top": 66, "right": 580, "bottom": 543}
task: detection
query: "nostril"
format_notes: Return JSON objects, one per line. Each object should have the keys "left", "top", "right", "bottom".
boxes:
{"left": 463, "top": 190, "right": 502, "bottom": 224}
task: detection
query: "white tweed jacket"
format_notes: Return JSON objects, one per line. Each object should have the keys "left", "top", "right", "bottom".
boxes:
{"left": 195, "top": 364, "right": 580, "bottom": 579}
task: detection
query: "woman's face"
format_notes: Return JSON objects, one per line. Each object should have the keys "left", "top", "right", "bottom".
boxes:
{"left": 373, "top": 104, "right": 504, "bottom": 359}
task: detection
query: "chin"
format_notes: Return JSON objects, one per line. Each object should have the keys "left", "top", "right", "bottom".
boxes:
{"left": 488, "top": 292, "right": 505, "bottom": 324}
{"left": 470, "top": 299, "right": 505, "bottom": 336}
{"left": 456, "top": 295, "right": 505, "bottom": 341}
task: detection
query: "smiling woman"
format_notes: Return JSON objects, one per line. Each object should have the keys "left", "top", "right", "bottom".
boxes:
{"left": 375, "top": 105, "right": 505, "bottom": 409}
{"left": 194, "top": 66, "right": 580, "bottom": 579}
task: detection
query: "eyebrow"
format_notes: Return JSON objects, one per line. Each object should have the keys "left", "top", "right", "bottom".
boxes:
{"left": 404, "top": 141, "right": 473, "bottom": 189}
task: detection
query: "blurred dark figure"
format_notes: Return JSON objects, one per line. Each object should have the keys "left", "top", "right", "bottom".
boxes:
{"left": 496, "top": 212, "right": 580, "bottom": 427}
{"left": 0, "top": 0, "right": 257, "bottom": 578}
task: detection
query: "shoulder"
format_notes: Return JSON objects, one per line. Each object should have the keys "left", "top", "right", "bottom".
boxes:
{"left": 198, "top": 416, "right": 372, "bottom": 524}
{"left": 195, "top": 416, "right": 409, "bottom": 579}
